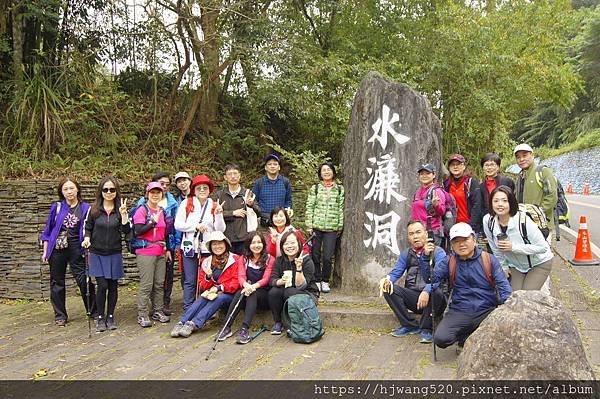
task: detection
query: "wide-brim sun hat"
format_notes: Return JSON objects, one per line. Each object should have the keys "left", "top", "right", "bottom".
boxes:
{"left": 190, "top": 174, "right": 215, "bottom": 193}
{"left": 204, "top": 231, "right": 231, "bottom": 252}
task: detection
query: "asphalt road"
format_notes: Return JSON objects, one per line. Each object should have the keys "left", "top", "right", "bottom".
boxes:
{"left": 565, "top": 194, "right": 600, "bottom": 248}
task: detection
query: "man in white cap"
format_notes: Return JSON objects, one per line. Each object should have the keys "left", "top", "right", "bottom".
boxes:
{"left": 432, "top": 223, "right": 511, "bottom": 349}
{"left": 513, "top": 143, "right": 558, "bottom": 232}
{"left": 174, "top": 171, "right": 192, "bottom": 204}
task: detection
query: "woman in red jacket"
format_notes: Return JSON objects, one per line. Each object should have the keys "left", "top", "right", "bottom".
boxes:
{"left": 217, "top": 232, "right": 275, "bottom": 344}
{"left": 170, "top": 231, "right": 240, "bottom": 338}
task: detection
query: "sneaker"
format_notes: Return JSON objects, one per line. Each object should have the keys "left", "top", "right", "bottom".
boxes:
{"left": 317, "top": 282, "right": 322, "bottom": 291}
{"left": 55, "top": 319, "right": 67, "bottom": 327}
{"left": 179, "top": 321, "right": 195, "bottom": 338}
{"left": 170, "top": 322, "right": 184, "bottom": 338}
{"left": 237, "top": 327, "right": 251, "bottom": 344}
{"left": 419, "top": 330, "right": 433, "bottom": 343}
{"left": 163, "top": 305, "right": 173, "bottom": 316}
{"left": 391, "top": 326, "right": 420, "bottom": 337}
{"left": 271, "top": 322, "right": 283, "bottom": 335}
{"left": 106, "top": 315, "right": 117, "bottom": 330}
{"left": 95, "top": 316, "right": 107, "bottom": 332}
{"left": 138, "top": 315, "right": 153, "bottom": 328}
{"left": 217, "top": 326, "right": 232, "bottom": 341}
{"left": 321, "top": 282, "right": 331, "bottom": 293}
{"left": 151, "top": 311, "right": 170, "bottom": 323}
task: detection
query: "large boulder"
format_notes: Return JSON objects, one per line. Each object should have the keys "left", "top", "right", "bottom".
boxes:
{"left": 340, "top": 71, "right": 443, "bottom": 293}
{"left": 457, "top": 290, "right": 595, "bottom": 380}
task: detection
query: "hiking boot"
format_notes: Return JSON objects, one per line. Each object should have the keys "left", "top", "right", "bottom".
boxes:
{"left": 271, "top": 322, "right": 283, "bottom": 335}
{"left": 419, "top": 330, "right": 433, "bottom": 343}
{"left": 55, "top": 319, "right": 67, "bottom": 327}
{"left": 163, "top": 304, "right": 172, "bottom": 316}
{"left": 237, "top": 327, "right": 251, "bottom": 344}
{"left": 138, "top": 315, "right": 152, "bottom": 328}
{"left": 170, "top": 322, "right": 184, "bottom": 338}
{"left": 151, "top": 310, "right": 170, "bottom": 323}
{"left": 96, "top": 316, "right": 107, "bottom": 332}
{"left": 391, "top": 326, "right": 420, "bottom": 337}
{"left": 179, "top": 321, "right": 195, "bottom": 338}
{"left": 321, "top": 282, "right": 331, "bottom": 293}
{"left": 217, "top": 326, "right": 232, "bottom": 342}
{"left": 106, "top": 315, "right": 117, "bottom": 330}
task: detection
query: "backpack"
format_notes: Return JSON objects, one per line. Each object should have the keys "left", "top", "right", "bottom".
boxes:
{"left": 282, "top": 294, "right": 324, "bottom": 344}
{"left": 414, "top": 184, "right": 457, "bottom": 237}
{"left": 517, "top": 203, "right": 550, "bottom": 239}
{"left": 535, "top": 165, "right": 570, "bottom": 227}
{"left": 125, "top": 203, "right": 164, "bottom": 254}
{"left": 448, "top": 251, "right": 500, "bottom": 303}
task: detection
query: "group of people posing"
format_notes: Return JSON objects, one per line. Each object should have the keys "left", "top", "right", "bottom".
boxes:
{"left": 40, "top": 154, "right": 344, "bottom": 344}
{"left": 40, "top": 142, "right": 558, "bottom": 350}
{"left": 382, "top": 143, "right": 557, "bottom": 349}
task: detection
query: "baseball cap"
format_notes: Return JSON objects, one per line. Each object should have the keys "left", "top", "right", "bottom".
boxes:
{"left": 174, "top": 171, "right": 191, "bottom": 181}
{"left": 264, "top": 153, "right": 281, "bottom": 164}
{"left": 447, "top": 154, "right": 466, "bottom": 164}
{"left": 417, "top": 163, "right": 436, "bottom": 173}
{"left": 513, "top": 143, "right": 533, "bottom": 154}
{"left": 145, "top": 182, "right": 164, "bottom": 192}
{"left": 449, "top": 223, "right": 475, "bottom": 241}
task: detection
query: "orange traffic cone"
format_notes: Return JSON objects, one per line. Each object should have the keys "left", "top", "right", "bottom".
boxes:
{"left": 570, "top": 216, "right": 600, "bottom": 266}
{"left": 583, "top": 183, "right": 590, "bottom": 195}
{"left": 566, "top": 182, "right": 573, "bottom": 194}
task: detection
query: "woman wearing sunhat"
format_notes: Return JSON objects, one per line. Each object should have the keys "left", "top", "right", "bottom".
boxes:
{"left": 170, "top": 231, "right": 240, "bottom": 338}
{"left": 174, "top": 175, "right": 226, "bottom": 310}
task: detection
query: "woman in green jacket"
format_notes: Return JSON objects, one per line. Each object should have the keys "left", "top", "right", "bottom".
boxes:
{"left": 304, "top": 162, "right": 344, "bottom": 293}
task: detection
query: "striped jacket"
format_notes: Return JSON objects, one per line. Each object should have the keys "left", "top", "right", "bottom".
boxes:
{"left": 304, "top": 183, "right": 344, "bottom": 231}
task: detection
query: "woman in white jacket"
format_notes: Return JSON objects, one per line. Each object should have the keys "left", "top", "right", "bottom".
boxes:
{"left": 483, "top": 185, "right": 553, "bottom": 290}
{"left": 174, "top": 175, "right": 225, "bottom": 310}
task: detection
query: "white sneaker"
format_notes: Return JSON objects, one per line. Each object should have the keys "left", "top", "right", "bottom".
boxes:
{"left": 321, "top": 282, "right": 331, "bottom": 293}
{"left": 317, "top": 282, "right": 322, "bottom": 291}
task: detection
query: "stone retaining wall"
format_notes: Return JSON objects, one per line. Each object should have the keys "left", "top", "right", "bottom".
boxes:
{"left": 0, "top": 179, "right": 145, "bottom": 299}
{"left": 543, "top": 147, "right": 600, "bottom": 194}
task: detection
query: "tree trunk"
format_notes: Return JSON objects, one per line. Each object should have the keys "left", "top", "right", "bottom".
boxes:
{"left": 198, "top": 1, "right": 221, "bottom": 134}
{"left": 11, "top": 2, "right": 23, "bottom": 83}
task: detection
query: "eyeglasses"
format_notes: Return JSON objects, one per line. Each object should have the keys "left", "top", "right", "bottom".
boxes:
{"left": 196, "top": 186, "right": 210, "bottom": 191}
{"left": 159, "top": 180, "right": 171, "bottom": 187}
{"left": 102, "top": 188, "right": 117, "bottom": 193}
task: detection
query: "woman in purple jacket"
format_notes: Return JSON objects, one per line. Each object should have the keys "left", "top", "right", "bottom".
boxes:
{"left": 40, "top": 177, "right": 96, "bottom": 326}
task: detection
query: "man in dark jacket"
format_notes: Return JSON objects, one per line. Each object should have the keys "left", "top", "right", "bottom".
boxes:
{"left": 480, "top": 153, "right": 515, "bottom": 216}
{"left": 213, "top": 164, "right": 261, "bottom": 255}
{"left": 379, "top": 220, "right": 447, "bottom": 344}
{"left": 444, "top": 154, "right": 483, "bottom": 234}
{"left": 432, "top": 223, "right": 512, "bottom": 348}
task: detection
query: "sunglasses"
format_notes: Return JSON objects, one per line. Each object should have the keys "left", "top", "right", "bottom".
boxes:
{"left": 102, "top": 188, "right": 117, "bottom": 193}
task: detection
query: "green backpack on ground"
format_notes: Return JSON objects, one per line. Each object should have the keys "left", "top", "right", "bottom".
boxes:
{"left": 282, "top": 294, "right": 324, "bottom": 344}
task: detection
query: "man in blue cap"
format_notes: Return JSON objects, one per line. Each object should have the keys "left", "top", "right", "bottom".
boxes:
{"left": 252, "top": 153, "right": 293, "bottom": 227}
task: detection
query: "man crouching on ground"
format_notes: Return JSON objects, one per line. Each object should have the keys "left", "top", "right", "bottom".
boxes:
{"left": 432, "top": 223, "right": 512, "bottom": 348}
{"left": 379, "top": 220, "right": 448, "bottom": 344}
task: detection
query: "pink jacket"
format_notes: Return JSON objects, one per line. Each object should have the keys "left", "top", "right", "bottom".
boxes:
{"left": 411, "top": 185, "right": 446, "bottom": 232}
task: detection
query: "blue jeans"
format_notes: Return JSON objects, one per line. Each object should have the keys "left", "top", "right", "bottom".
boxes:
{"left": 181, "top": 254, "right": 199, "bottom": 310}
{"left": 180, "top": 293, "right": 233, "bottom": 329}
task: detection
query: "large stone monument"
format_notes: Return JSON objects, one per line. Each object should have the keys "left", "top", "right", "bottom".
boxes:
{"left": 340, "top": 72, "right": 443, "bottom": 293}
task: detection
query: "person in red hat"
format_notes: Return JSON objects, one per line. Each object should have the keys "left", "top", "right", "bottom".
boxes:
{"left": 174, "top": 174, "right": 225, "bottom": 310}
{"left": 443, "top": 154, "right": 483, "bottom": 235}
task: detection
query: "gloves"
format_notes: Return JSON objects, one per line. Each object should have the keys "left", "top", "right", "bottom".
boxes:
{"left": 378, "top": 276, "right": 392, "bottom": 297}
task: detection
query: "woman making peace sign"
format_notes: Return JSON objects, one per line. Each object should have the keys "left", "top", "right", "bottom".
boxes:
{"left": 83, "top": 176, "right": 131, "bottom": 332}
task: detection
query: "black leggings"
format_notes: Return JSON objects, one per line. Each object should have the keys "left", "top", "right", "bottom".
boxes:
{"left": 95, "top": 277, "right": 118, "bottom": 317}
{"left": 224, "top": 288, "right": 270, "bottom": 330}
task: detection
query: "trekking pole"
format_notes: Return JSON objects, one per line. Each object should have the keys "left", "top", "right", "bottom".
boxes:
{"left": 85, "top": 249, "right": 92, "bottom": 338}
{"left": 205, "top": 292, "right": 245, "bottom": 361}
{"left": 426, "top": 216, "right": 437, "bottom": 362}
{"left": 249, "top": 325, "right": 268, "bottom": 343}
